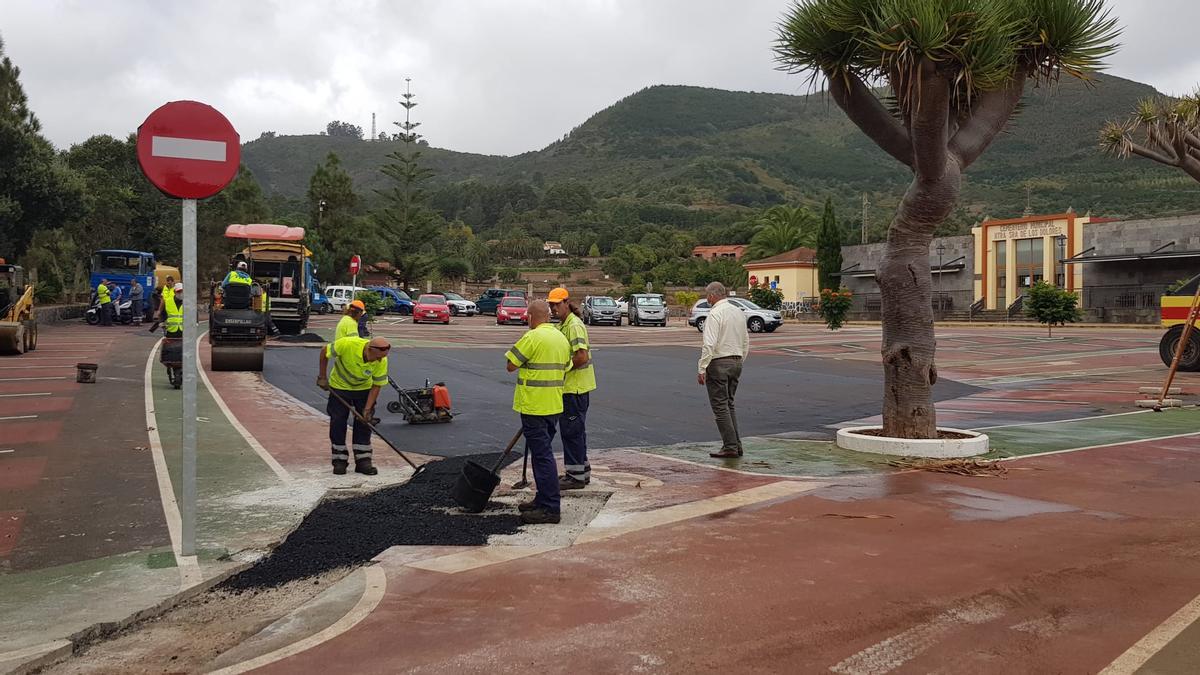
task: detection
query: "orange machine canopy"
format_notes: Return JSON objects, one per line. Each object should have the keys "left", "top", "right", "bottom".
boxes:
{"left": 224, "top": 223, "right": 306, "bottom": 241}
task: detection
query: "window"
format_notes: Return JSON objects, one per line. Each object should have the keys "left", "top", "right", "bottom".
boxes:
{"left": 995, "top": 241, "right": 1006, "bottom": 298}
{"left": 695, "top": 301, "right": 710, "bottom": 310}
{"left": 501, "top": 297, "right": 527, "bottom": 307}
{"left": 1015, "top": 238, "right": 1044, "bottom": 290}
{"left": 591, "top": 297, "right": 616, "bottom": 307}
{"left": 419, "top": 294, "right": 446, "bottom": 304}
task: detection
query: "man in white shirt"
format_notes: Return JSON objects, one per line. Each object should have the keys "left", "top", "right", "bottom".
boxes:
{"left": 697, "top": 281, "right": 750, "bottom": 458}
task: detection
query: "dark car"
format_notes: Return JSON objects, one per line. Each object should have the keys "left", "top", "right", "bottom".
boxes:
{"left": 475, "top": 288, "right": 526, "bottom": 315}
{"left": 582, "top": 295, "right": 622, "bottom": 325}
{"left": 369, "top": 286, "right": 413, "bottom": 315}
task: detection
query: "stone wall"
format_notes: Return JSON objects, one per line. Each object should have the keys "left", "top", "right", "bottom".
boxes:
{"left": 34, "top": 304, "right": 88, "bottom": 324}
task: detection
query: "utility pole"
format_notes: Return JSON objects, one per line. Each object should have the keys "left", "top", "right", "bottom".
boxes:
{"left": 861, "top": 193, "right": 868, "bottom": 245}
{"left": 371, "top": 112, "right": 376, "bottom": 142}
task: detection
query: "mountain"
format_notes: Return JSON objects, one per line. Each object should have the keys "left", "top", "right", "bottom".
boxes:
{"left": 241, "top": 73, "right": 1200, "bottom": 224}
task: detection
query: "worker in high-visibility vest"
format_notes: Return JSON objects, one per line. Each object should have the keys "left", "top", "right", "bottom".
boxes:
{"left": 505, "top": 300, "right": 571, "bottom": 525}
{"left": 336, "top": 300, "right": 366, "bottom": 342}
{"left": 317, "top": 335, "right": 391, "bottom": 475}
{"left": 221, "top": 261, "right": 253, "bottom": 289}
{"left": 96, "top": 278, "right": 112, "bottom": 326}
{"left": 547, "top": 288, "right": 596, "bottom": 489}
{"left": 155, "top": 276, "right": 175, "bottom": 322}
{"left": 163, "top": 283, "right": 184, "bottom": 336}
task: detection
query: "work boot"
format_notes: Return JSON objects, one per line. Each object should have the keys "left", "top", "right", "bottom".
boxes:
{"left": 520, "top": 508, "right": 561, "bottom": 525}
{"left": 559, "top": 475, "right": 589, "bottom": 490}
{"left": 517, "top": 499, "right": 538, "bottom": 512}
{"left": 332, "top": 460, "right": 348, "bottom": 475}
{"left": 709, "top": 448, "right": 741, "bottom": 458}
{"left": 355, "top": 458, "right": 378, "bottom": 476}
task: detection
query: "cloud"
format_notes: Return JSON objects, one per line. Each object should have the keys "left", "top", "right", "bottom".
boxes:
{"left": 4, "top": 0, "right": 1200, "bottom": 155}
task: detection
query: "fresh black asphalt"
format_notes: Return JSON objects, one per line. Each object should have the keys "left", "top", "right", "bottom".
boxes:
{"left": 264, "top": 344, "right": 980, "bottom": 458}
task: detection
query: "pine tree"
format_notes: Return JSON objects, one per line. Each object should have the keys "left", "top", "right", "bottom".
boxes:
{"left": 815, "top": 197, "right": 842, "bottom": 291}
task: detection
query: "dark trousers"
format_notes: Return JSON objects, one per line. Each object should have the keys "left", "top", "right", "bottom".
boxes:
{"left": 131, "top": 298, "right": 143, "bottom": 323}
{"left": 100, "top": 301, "right": 113, "bottom": 326}
{"left": 327, "top": 388, "right": 373, "bottom": 464}
{"left": 561, "top": 393, "right": 590, "bottom": 482}
{"left": 705, "top": 356, "right": 743, "bottom": 452}
{"left": 522, "top": 413, "right": 560, "bottom": 513}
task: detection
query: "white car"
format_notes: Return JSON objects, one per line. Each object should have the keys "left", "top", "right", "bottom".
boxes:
{"left": 324, "top": 285, "right": 371, "bottom": 311}
{"left": 437, "top": 291, "right": 478, "bottom": 317}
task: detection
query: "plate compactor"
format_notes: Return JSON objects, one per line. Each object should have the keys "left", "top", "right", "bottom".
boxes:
{"left": 386, "top": 377, "right": 454, "bottom": 424}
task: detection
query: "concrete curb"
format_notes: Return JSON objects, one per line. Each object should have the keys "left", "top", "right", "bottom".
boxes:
{"left": 836, "top": 426, "right": 989, "bottom": 458}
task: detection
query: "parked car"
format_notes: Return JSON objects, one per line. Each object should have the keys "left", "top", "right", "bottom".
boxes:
{"left": 617, "top": 297, "right": 629, "bottom": 316}
{"left": 369, "top": 286, "right": 413, "bottom": 315}
{"left": 688, "top": 297, "right": 782, "bottom": 333}
{"left": 311, "top": 286, "right": 333, "bottom": 314}
{"left": 582, "top": 295, "right": 622, "bottom": 325}
{"left": 628, "top": 293, "right": 668, "bottom": 327}
{"left": 475, "top": 288, "right": 527, "bottom": 315}
{"left": 412, "top": 294, "right": 451, "bottom": 324}
{"left": 324, "top": 285, "right": 370, "bottom": 311}
{"left": 436, "top": 291, "right": 478, "bottom": 316}
{"left": 496, "top": 296, "right": 529, "bottom": 325}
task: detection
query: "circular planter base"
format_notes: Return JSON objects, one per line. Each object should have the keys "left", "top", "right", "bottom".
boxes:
{"left": 836, "top": 426, "right": 988, "bottom": 458}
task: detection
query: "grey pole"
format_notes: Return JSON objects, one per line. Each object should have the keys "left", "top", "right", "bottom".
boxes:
{"left": 181, "top": 198, "right": 198, "bottom": 557}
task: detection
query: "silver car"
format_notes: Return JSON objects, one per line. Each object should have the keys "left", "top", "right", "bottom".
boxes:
{"left": 688, "top": 297, "right": 782, "bottom": 333}
{"left": 628, "top": 293, "right": 668, "bottom": 327}
{"left": 582, "top": 296, "right": 622, "bottom": 325}
{"left": 437, "top": 291, "right": 478, "bottom": 316}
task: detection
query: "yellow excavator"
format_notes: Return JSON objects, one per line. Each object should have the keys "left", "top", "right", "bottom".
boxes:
{"left": 0, "top": 259, "right": 37, "bottom": 355}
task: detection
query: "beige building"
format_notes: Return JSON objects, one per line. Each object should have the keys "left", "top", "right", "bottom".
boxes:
{"left": 971, "top": 212, "right": 1087, "bottom": 310}
{"left": 741, "top": 246, "right": 818, "bottom": 302}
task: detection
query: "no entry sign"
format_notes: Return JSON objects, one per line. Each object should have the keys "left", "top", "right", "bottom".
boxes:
{"left": 136, "top": 101, "right": 240, "bottom": 199}
{"left": 349, "top": 255, "right": 361, "bottom": 275}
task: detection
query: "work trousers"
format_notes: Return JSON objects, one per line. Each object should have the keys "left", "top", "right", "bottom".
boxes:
{"left": 521, "top": 413, "right": 560, "bottom": 513}
{"left": 327, "top": 387, "right": 373, "bottom": 464}
{"left": 131, "top": 298, "right": 143, "bottom": 324}
{"left": 561, "top": 393, "right": 590, "bottom": 482}
{"left": 705, "top": 356, "right": 743, "bottom": 453}
{"left": 100, "top": 301, "right": 113, "bottom": 326}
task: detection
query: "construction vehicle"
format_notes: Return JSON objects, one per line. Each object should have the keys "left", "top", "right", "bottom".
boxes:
{"left": 0, "top": 260, "right": 37, "bottom": 355}
{"left": 209, "top": 224, "right": 306, "bottom": 371}
{"left": 90, "top": 249, "right": 179, "bottom": 322}
{"left": 1159, "top": 273, "right": 1200, "bottom": 371}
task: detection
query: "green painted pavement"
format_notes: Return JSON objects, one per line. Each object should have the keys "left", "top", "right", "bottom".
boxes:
{"left": 982, "top": 408, "right": 1200, "bottom": 458}
{"left": 636, "top": 436, "right": 892, "bottom": 477}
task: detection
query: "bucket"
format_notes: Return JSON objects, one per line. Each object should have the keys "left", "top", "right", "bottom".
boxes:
{"left": 451, "top": 460, "right": 501, "bottom": 513}
{"left": 76, "top": 363, "right": 98, "bottom": 384}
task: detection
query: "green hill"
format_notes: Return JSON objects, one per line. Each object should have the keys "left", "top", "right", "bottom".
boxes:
{"left": 242, "top": 73, "right": 1200, "bottom": 224}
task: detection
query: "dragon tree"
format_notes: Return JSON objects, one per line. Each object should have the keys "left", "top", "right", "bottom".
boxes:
{"left": 1101, "top": 92, "right": 1200, "bottom": 182}
{"left": 775, "top": 0, "right": 1120, "bottom": 438}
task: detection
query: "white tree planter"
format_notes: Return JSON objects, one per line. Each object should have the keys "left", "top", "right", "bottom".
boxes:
{"left": 836, "top": 426, "right": 988, "bottom": 458}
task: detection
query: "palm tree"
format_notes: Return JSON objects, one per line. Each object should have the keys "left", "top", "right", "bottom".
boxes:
{"left": 775, "top": 0, "right": 1119, "bottom": 438}
{"left": 744, "top": 205, "right": 817, "bottom": 260}
{"left": 1100, "top": 92, "right": 1200, "bottom": 182}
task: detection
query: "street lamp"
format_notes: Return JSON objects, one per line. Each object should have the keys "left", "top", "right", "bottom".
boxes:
{"left": 935, "top": 242, "right": 946, "bottom": 317}
{"left": 1055, "top": 234, "right": 1067, "bottom": 287}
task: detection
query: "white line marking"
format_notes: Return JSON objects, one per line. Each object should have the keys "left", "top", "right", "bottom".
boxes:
{"left": 999, "top": 431, "right": 1200, "bottom": 462}
{"left": 0, "top": 449, "right": 14, "bottom": 454}
{"left": 0, "top": 415, "right": 37, "bottom": 421}
{"left": 142, "top": 340, "right": 202, "bottom": 590}
{"left": 151, "top": 135, "right": 227, "bottom": 162}
{"left": 195, "top": 333, "right": 292, "bottom": 483}
{"left": 1099, "top": 592, "right": 1200, "bottom": 674}
{"left": 974, "top": 409, "right": 1154, "bottom": 431}
{"left": 0, "top": 376, "right": 66, "bottom": 381}
{"left": 0, "top": 392, "right": 51, "bottom": 398}
{"left": 208, "top": 565, "right": 386, "bottom": 675}
{"left": 0, "top": 365, "right": 73, "bottom": 369}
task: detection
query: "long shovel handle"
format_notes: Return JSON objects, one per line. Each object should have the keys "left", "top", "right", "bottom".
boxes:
{"left": 327, "top": 387, "right": 422, "bottom": 472}
{"left": 489, "top": 429, "right": 525, "bottom": 473}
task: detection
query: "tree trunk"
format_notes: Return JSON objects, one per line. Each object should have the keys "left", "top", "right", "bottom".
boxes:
{"left": 878, "top": 165, "right": 961, "bottom": 438}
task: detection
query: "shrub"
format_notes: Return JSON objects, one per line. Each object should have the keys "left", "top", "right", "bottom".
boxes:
{"left": 748, "top": 286, "right": 783, "bottom": 310}
{"left": 353, "top": 290, "right": 386, "bottom": 322}
{"left": 817, "top": 287, "right": 853, "bottom": 330}
{"left": 674, "top": 290, "right": 700, "bottom": 309}
{"left": 1025, "top": 280, "right": 1081, "bottom": 337}
{"left": 498, "top": 267, "right": 521, "bottom": 283}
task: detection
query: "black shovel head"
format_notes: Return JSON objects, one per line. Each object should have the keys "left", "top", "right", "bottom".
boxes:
{"left": 451, "top": 460, "right": 501, "bottom": 513}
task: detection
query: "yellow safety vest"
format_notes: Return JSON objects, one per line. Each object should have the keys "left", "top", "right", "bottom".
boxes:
{"left": 506, "top": 323, "right": 570, "bottom": 416}
{"left": 224, "top": 270, "right": 252, "bottom": 286}
{"left": 164, "top": 293, "right": 183, "bottom": 333}
{"left": 558, "top": 313, "right": 596, "bottom": 395}
{"left": 326, "top": 337, "right": 389, "bottom": 391}
{"left": 335, "top": 315, "right": 359, "bottom": 342}
{"left": 162, "top": 285, "right": 175, "bottom": 306}
{"left": 96, "top": 284, "right": 110, "bottom": 304}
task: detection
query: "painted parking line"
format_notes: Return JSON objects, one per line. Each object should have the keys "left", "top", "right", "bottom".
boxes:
{"left": 0, "top": 415, "right": 38, "bottom": 421}
{"left": 0, "top": 377, "right": 68, "bottom": 382}
{"left": 0, "top": 392, "right": 51, "bottom": 398}
{"left": 1100, "top": 592, "right": 1200, "bottom": 674}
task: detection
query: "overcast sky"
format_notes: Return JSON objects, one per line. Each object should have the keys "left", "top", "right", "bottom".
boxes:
{"left": 4, "top": 0, "right": 1199, "bottom": 156}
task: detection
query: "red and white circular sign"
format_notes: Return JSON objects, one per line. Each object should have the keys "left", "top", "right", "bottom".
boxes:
{"left": 749, "top": 275, "right": 758, "bottom": 286}
{"left": 136, "top": 101, "right": 240, "bottom": 199}
{"left": 349, "top": 255, "right": 361, "bottom": 275}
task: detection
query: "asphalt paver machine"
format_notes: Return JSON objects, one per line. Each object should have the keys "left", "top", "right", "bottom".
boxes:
{"left": 209, "top": 224, "right": 306, "bottom": 371}
{"left": 0, "top": 260, "right": 37, "bottom": 355}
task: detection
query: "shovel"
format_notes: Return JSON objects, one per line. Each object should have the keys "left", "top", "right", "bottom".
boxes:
{"left": 327, "top": 388, "right": 426, "bottom": 477}
{"left": 511, "top": 448, "right": 530, "bottom": 489}
{"left": 451, "top": 429, "right": 523, "bottom": 513}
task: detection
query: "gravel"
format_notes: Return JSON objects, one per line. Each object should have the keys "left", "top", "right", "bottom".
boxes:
{"left": 220, "top": 453, "right": 521, "bottom": 591}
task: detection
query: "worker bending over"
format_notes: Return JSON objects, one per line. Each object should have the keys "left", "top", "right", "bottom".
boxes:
{"left": 317, "top": 336, "right": 391, "bottom": 475}
{"left": 505, "top": 300, "right": 571, "bottom": 524}
{"left": 547, "top": 288, "right": 595, "bottom": 489}
{"left": 336, "top": 300, "right": 366, "bottom": 341}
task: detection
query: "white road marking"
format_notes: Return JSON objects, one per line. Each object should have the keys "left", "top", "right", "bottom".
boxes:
{"left": 0, "top": 392, "right": 51, "bottom": 398}
{"left": 0, "top": 415, "right": 37, "bottom": 421}
{"left": 142, "top": 340, "right": 202, "bottom": 590}
{"left": 0, "top": 377, "right": 67, "bottom": 381}
{"left": 973, "top": 409, "right": 1153, "bottom": 431}
{"left": 208, "top": 565, "right": 386, "bottom": 675}
{"left": 0, "top": 449, "right": 14, "bottom": 454}
{"left": 0, "top": 365, "right": 74, "bottom": 369}
{"left": 998, "top": 431, "right": 1200, "bottom": 462}
{"left": 151, "top": 135, "right": 227, "bottom": 162}
{"left": 1099, "top": 592, "right": 1200, "bottom": 674}
{"left": 194, "top": 333, "right": 292, "bottom": 483}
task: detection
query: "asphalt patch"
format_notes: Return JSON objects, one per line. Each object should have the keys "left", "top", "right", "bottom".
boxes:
{"left": 273, "top": 332, "right": 326, "bottom": 343}
{"left": 219, "top": 453, "right": 520, "bottom": 591}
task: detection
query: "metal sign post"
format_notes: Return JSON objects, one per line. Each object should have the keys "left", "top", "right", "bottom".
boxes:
{"left": 350, "top": 254, "right": 361, "bottom": 296}
{"left": 181, "top": 199, "right": 198, "bottom": 556}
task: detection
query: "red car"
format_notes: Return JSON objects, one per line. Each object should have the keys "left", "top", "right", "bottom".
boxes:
{"left": 412, "top": 294, "right": 451, "bottom": 324}
{"left": 496, "top": 297, "right": 529, "bottom": 325}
